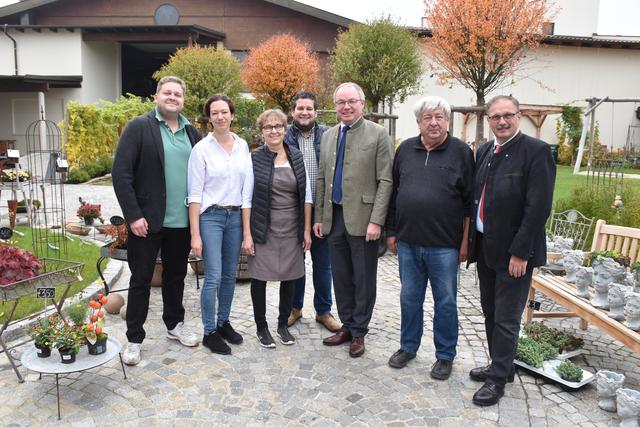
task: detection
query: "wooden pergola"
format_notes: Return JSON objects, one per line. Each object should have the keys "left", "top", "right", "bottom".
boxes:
{"left": 449, "top": 104, "right": 563, "bottom": 143}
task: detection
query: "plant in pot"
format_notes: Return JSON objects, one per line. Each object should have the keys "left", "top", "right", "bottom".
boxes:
{"left": 76, "top": 199, "right": 103, "bottom": 226}
{"left": 28, "top": 314, "right": 58, "bottom": 358}
{"left": 52, "top": 322, "right": 83, "bottom": 364}
{"left": 84, "top": 293, "right": 109, "bottom": 355}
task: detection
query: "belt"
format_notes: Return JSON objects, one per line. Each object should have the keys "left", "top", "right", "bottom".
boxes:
{"left": 210, "top": 204, "right": 240, "bottom": 211}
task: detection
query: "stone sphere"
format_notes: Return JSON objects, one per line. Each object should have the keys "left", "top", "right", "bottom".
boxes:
{"left": 103, "top": 293, "right": 125, "bottom": 314}
{"left": 119, "top": 304, "right": 127, "bottom": 320}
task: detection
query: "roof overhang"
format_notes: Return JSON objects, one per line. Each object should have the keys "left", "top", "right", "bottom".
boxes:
{"left": 3, "top": 24, "right": 226, "bottom": 44}
{"left": 0, "top": 74, "right": 82, "bottom": 92}
{"left": 412, "top": 28, "right": 640, "bottom": 50}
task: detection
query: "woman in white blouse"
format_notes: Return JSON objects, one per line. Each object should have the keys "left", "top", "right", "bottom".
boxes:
{"left": 187, "top": 94, "right": 253, "bottom": 355}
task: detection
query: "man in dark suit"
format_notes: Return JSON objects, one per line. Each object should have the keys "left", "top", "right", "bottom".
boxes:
{"left": 112, "top": 76, "right": 201, "bottom": 366}
{"left": 468, "top": 95, "right": 555, "bottom": 406}
{"left": 314, "top": 82, "right": 393, "bottom": 358}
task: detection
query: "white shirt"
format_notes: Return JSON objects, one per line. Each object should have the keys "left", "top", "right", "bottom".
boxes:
{"left": 187, "top": 132, "right": 254, "bottom": 214}
{"left": 476, "top": 130, "right": 521, "bottom": 233}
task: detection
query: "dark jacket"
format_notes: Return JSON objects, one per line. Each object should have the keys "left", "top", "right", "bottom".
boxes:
{"left": 250, "top": 144, "right": 306, "bottom": 244}
{"left": 112, "top": 110, "right": 201, "bottom": 233}
{"left": 284, "top": 123, "right": 329, "bottom": 163}
{"left": 386, "top": 134, "right": 474, "bottom": 248}
{"left": 468, "top": 131, "right": 556, "bottom": 269}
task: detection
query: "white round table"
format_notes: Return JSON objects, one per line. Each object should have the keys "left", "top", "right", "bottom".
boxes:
{"left": 21, "top": 337, "right": 127, "bottom": 419}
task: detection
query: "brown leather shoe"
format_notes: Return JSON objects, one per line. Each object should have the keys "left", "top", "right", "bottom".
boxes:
{"left": 322, "top": 331, "right": 352, "bottom": 346}
{"left": 349, "top": 336, "right": 365, "bottom": 358}
{"left": 287, "top": 308, "right": 302, "bottom": 327}
{"left": 315, "top": 313, "right": 342, "bottom": 332}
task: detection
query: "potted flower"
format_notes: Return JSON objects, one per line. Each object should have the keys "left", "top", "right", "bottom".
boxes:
{"left": 28, "top": 314, "right": 58, "bottom": 358}
{"left": 0, "top": 244, "right": 42, "bottom": 286}
{"left": 52, "top": 322, "right": 83, "bottom": 364}
{"left": 77, "top": 202, "right": 103, "bottom": 226}
{"left": 84, "top": 293, "right": 109, "bottom": 355}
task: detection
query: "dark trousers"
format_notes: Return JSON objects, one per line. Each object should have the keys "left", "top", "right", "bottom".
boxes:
{"left": 250, "top": 279, "right": 295, "bottom": 330}
{"left": 328, "top": 205, "right": 378, "bottom": 337}
{"left": 126, "top": 227, "right": 190, "bottom": 343}
{"left": 476, "top": 234, "right": 532, "bottom": 385}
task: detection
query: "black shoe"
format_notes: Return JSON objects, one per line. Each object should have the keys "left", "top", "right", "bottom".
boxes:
{"left": 202, "top": 331, "right": 231, "bottom": 355}
{"left": 388, "top": 349, "right": 416, "bottom": 369}
{"left": 217, "top": 321, "right": 243, "bottom": 345}
{"left": 256, "top": 328, "right": 276, "bottom": 348}
{"left": 277, "top": 326, "right": 296, "bottom": 345}
{"left": 472, "top": 383, "right": 505, "bottom": 406}
{"left": 469, "top": 365, "right": 515, "bottom": 383}
{"left": 430, "top": 359, "right": 453, "bottom": 380}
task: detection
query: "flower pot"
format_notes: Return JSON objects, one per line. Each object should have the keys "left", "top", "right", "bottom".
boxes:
{"left": 35, "top": 343, "right": 51, "bottom": 358}
{"left": 83, "top": 217, "right": 95, "bottom": 226}
{"left": 597, "top": 370, "right": 626, "bottom": 412}
{"left": 87, "top": 337, "right": 108, "bottom": 355}
{"left": 58, "top": 348, "right": 77, "bottom": 364}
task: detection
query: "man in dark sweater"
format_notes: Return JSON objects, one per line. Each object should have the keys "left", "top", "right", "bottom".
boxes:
{"left": 386, "top": 96, "right": 474, "bottom": 380}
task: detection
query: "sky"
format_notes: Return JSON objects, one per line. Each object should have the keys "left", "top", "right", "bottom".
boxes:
{"left": 0, "top": 0, "right": 636, "bottom": 36}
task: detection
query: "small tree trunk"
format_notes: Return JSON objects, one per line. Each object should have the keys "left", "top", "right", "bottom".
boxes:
{"left": 475, "top": 94, "right": 485, "bottom": 152}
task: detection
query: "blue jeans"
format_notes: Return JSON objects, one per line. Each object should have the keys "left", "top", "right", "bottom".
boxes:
{"left": 292, "top": 233, "right": 333, "bottom": 315}
{"left": 398, "top": 241, "right": 459, "bottom": 361}
{"left": 200, "top": 207, "right": 242, "bottom": 334}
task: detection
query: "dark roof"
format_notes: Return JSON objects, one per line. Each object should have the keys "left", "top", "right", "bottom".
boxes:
{"left": 0, "top": 74, "right": 82, "bottom": 91}
{"left": 0, "top": 0, "right": 355, "bottom": 26}
{"left": 412, "top": 28, "right": 640, "bottom": 50}
{"left": 2, "top": 24, "right": 226, "bottom": 42}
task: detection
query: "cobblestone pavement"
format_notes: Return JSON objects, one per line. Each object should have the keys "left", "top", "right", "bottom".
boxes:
{"left": 0, "top": 184, "right": 638, "bottom": 425}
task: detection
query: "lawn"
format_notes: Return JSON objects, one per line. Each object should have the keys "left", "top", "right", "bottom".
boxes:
{"left": 0, "top": 226, "right": 100, "bottom": 324}
{"left": 553, "top": 165, "right": 640, "bottom": 204}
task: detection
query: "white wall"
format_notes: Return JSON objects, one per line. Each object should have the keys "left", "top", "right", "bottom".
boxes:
{"left": 81, "top": 41, "right": 121, "bottom": 103}
{"left": 395, "top": 44, "right": 640, "bottom": 150}
{"left": 553, "top": 0, "right": 600, "bottom": 36}
{"left": 0, "top": 29, "right": 82, "bottom": 76}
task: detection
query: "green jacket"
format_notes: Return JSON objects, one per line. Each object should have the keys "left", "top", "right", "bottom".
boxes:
{"left": 315, "top": 117, "right": 394, "bottom": 236}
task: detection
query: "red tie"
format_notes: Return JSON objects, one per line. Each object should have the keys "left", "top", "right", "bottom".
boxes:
{"left": 479, "top": 144, "right": 502, "bottom": 222}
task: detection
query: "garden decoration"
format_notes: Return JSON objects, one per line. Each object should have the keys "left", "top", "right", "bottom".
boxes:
{"left": 52, "top": 321, "right": 83, "bottom": 364}
{"left": 616, "top": 388, "right": 640, "bottom": 427}
{"left": 596, "top": 370, "right": 626, "bottom": 412}
{"left": 592, "top": 258, "right": 626, "bottom": 308}
{"left": 547, "top": 235, "right": 574, "bottom": 253}
{"left": 76, "top": 198, "right": 102, "bottom": 226}
{"left": 623, "top": 272, "right": 637, "bottom": 289}
{"left": 625, "top": 293, "right": 640, "bottom": 331}
{"left": 608, "top": 284, "right": 629, "bottom": 320}
{"left": 562, "top": 250, "right": 584, "bottom": 283}
{"left": 85, "top": 293, "right": 109, "bottom": 355}
{"left": 574, "top": 266, "right": 593, "bottom": 298}
{"left": 103, "top": 292, "right": 124, "bottom": 314}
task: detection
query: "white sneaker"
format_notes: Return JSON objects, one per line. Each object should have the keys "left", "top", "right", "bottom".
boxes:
{"left": 122, "top": 342, "right": 141, "bottom": 366}
{"left": 167, "top": 322, "right": 199, "bottom": 347}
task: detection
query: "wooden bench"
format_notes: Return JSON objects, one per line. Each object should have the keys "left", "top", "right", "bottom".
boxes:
{"left": 524, "top": 219, "right": 640, "bottom": 353}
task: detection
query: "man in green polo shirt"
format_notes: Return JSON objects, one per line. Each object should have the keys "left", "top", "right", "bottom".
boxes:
{"left": 112, "top": 76, "right": 202, "bottom": 365}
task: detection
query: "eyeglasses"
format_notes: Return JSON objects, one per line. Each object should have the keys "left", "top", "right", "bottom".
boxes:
{"left": 335, "top": 99, "right": 362, "bottom": 107}
{"left": 262, "top": 124, "right": 285, "bottom": 132}
{"left": 488, "top": 112, "right": 519, "bottom": 123}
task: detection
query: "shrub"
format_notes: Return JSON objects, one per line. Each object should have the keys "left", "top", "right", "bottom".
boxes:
{"left": 153, "top": 45, "right": 243, "bottom": 120}
{"left": 232, "top": 98, "right": 267, "bottom": 146}
{"left": 67, "top": 169, "right": 91, "bottom": 184}
{"left": 555, "top": 360, "right": 583, "bottom": 382}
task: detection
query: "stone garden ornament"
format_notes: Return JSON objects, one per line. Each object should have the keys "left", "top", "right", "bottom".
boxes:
{"left": 563, "top": 250, "right": 584, "bottom": 283}
{"left": 625, "top": 292, "right": 640, "bottom": 331}
{"left": 616, "top": 388, "right": 640, "bottom": 427}
{"left": 574, "top": 266, "right": 593, "bottom": 298}
{"left": 592, "top": 258, "right": 627, "bottom": 309}
{"left": 608, "top": 284, "right": 629, "bottom": 320}
{"left": 596, "top": 370, "right": 626, "bottom": 412}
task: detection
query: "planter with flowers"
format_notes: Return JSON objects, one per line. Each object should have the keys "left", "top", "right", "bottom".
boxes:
{"left": 28, "top": 314, "right": 58, "bottom": 358}
{"left": 52, "top": 322, "right": 83, "bottom": 364}
{"left": 77, "top": 202, "right": 103, "bottom": 226}
{"left": 84, "top": 293, "right": 109, "bottom": 355}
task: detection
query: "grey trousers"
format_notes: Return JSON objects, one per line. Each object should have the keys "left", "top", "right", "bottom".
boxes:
{"left": 327, "top": 205, "right": 379, "bottom": 337}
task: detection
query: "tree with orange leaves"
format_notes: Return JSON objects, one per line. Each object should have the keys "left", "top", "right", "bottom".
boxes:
{"left": 424, "top": 0, "right": 551, "bottom": 142}
{"left": 242, "top": 34, "right": 319, "bottom": 112}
